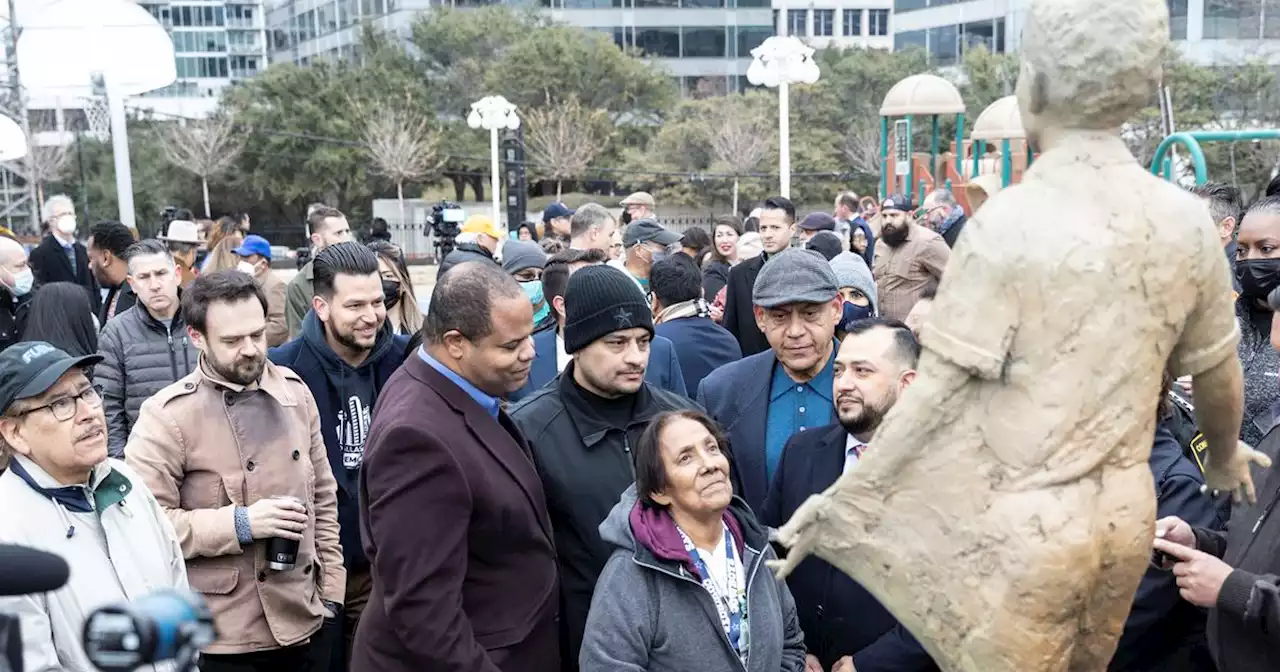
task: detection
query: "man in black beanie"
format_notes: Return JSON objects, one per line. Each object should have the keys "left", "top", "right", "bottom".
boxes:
{"left": 508, "top": 264, "right": 700, "bottom": 670}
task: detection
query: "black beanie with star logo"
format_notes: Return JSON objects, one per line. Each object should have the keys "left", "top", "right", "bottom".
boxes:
{"left": 563, "top": 264, "right": 655, "bottom": 354}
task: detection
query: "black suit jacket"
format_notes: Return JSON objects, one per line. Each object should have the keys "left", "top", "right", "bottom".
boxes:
{"left": 352, "top": 355, "right": 560, "bottom": 672}
{"left": 29, "top": 234, "right": 100, "bottom": 313}
{"left": 761, "top": 423, "right": 937, "bottom": 672}
{"left": 941, "top": 214, "right": 967, "bottom": 248}
{"left": 723, "top": 254, "right": 769, "bottom": 356}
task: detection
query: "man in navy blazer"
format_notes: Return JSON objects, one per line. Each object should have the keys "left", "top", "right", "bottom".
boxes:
{"left": 697, "top": 248, "right": 842, "bottom": 510}
{"left": 650, "top": 254, "right": 740, "bottom": 396}
{"left": 760, "top": 318, "right": 936, "bottom": 672}
{"left": 510, "top": 248, "right": 686, "bottom": 402}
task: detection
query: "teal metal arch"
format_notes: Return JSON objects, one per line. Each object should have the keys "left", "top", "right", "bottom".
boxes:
{"left": 1149, "top": 130, "right": 1280, "bottom": 185}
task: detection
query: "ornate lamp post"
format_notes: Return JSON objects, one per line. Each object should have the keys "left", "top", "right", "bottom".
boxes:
{"left": 746, "top": 37, "right": 820, "bottom": 198}
{"left": 467, "top": 95, "right": 520, "bottom": 230}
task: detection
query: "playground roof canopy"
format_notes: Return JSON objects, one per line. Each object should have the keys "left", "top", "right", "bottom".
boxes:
{"left": 971, "top": 95, "right": 1026, "bottom": 141}
{"left": 879, "top": 74, "right": 965, "bottom": 117}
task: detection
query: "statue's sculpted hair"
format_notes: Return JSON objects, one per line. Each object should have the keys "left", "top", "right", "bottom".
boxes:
{"left": 1019, "top": 0, "right": 1169, "bottom": 129}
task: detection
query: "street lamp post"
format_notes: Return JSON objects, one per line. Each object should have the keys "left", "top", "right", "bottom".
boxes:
{"left": 746, "top": 37, "right": 820, "bottom": 198}
{"left": 467, "top": 95, "right": 520, "bottom": 230}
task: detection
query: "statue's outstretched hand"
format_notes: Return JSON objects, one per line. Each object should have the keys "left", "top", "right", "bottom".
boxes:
{"left": 768, "top": 493, "right": 828, "bottom": 580}
{"left": 1203, "top": 441, "right": 1273, "bottom": 506}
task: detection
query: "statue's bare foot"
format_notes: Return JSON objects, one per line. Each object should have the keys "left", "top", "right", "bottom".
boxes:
{"left": 767, "top": 493, "right": 829, "bottom": 579}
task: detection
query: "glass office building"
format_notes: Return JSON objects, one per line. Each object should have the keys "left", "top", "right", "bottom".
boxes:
{"left": 892, "top": 0, "right": 1280, "bottom": 67}
{"left": 265, "top": 0, "right": 893, "bottom": 96}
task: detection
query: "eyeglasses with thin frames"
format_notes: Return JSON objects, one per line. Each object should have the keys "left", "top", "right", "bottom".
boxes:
{"left": 15, "top": 385, "right": 103, "bottom": 422}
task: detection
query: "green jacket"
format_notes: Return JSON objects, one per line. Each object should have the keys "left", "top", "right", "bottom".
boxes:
{"left": 285, "top": 260, "right": 314, "bottom": 339}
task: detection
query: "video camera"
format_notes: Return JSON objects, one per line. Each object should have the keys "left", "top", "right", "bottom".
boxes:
{"left": 425, "top": 201, "right": 466, "bottom": 262}
{"left": 83, "top": 591, "right": 216, "bottom": 672}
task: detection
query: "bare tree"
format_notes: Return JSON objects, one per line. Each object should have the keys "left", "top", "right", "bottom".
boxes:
{"left": 524, "top": 96, "right": 611, "bottom": 199}
{"left": 356, "top": 101, "right": 441, "bottom": 227}
{"left": 703, "top": 99, "right": 772, "bottom": 214}
{"left": 159, "top": 114, "right": 245, "bottom": 217}
{"left": 19, "top": 143, "right": 71, "bottom": 207}
{"left": 841, "top": 117, "right": 883, "bottom": 179}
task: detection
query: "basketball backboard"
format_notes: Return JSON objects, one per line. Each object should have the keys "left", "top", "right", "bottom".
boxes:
{"left": 16, "top": 0, "right": 175, "bottom": 97}
{"left": 0, "top": 115, "right": 27, "bottom": 162}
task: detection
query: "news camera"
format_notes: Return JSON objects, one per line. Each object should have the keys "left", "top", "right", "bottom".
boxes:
{"left": 83, "top": 591, "right": 216, "bottom": 672}
{"left": 425, "top": 200, "right": 466, "bottom": 262}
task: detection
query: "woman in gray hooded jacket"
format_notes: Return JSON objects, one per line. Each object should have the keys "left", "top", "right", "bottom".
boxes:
{"left": 581, "top": 410, "right": 807, "bottom": 672}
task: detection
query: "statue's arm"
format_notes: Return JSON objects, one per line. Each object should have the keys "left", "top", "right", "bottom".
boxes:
{"left": 1189, "top": 356, "right": 1243, "bottom": 467}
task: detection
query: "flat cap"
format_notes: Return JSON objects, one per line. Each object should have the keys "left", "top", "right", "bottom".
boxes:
{"left": 620, "top": 191, "right": 656, "bottom": 208}
{"left": 752, "top": 248, "right": 839, "bottom": 308}
{"left": 798, "top": 212, "right": 837, "bottom": 231}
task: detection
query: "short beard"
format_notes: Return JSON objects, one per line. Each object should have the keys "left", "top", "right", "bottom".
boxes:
{"left": 838, "top": 388, "right": 898, "bottom": 437}
{"left": 210, "top": 352, "right": 266, "bottom": 387}
{"left": 578, "top": 361, "right": 644, "bottom": 398}
{"left": 881, "top": 223, "right": 910, "bottom": 247}
{"left": 328, "top": 321, "right": 374, "bottom": 355}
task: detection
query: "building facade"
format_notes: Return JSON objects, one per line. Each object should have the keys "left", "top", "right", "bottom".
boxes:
{"left": 892, "top": 0, "right": 1280, "bottom": 67}
{"left": 264, "top": 0, "right": 893, "bottom": 96}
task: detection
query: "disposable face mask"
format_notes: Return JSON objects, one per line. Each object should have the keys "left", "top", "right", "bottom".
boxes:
{"left": 236, "top": 261, "right": 258, "bottom": 277}
{"left": 56, "top": 216, "right": 77, "bottom": 235}
{"left": 8, "top": 268, "right": 33, "bottom": 297}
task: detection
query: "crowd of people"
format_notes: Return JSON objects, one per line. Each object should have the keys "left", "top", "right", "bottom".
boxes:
{"left": 0, "top": 180, "right": 1275, "bottom": 672}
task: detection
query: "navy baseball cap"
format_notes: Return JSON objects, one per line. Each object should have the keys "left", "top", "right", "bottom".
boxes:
{"left": 232, "top": 234, "right": 272, "bottom": 260}
{"left": 0, "top": 342, "right": 102, "bottom": 415}
{"left": 542, "top": 202, "right": 575, "bottom": 222}
{"left": 880, "top": 194, "right": 913, "bottom": 213}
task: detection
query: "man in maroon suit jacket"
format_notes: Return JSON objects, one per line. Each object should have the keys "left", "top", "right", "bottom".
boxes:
{"left": 351, "top": 262, "right": 558, "bottom": 672}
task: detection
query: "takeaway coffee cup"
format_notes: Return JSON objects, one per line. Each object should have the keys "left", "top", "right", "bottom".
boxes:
{"left": 266, "top": 496, "right": 305, "bottom": 571}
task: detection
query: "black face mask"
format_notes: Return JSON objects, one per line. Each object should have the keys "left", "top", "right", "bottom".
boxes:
{"left": 620, "top": 211, "right": 632, "bottom": 226}
{"left": 382, "top": 279, "right": 402, "bottom": 310}
{"left": 1236, "top": 258, "right": 1280, "bottom": 301}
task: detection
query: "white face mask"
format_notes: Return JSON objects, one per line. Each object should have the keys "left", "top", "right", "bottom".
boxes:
{"left": 7, "top": 268, "right": 33, "bottom": 296}
{"left": 236, "top": 261, "right": 258, "bottom": 277}
{"left": 55, "top": 215, "right": 76, "bottom": 235}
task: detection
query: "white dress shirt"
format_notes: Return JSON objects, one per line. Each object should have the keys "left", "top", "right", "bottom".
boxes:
{"left": 556, "top": 333, "right": 570, "bottom": 372}
{"left": 844, "top": 434, "right": 867, "bottom": 474}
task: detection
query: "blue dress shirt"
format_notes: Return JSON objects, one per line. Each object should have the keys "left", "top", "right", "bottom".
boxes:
{"left": 418, "top": 346, "right": 500, "bottom": 418}
{"left": 764, "top": 350, "right": 835, "bottom": 484}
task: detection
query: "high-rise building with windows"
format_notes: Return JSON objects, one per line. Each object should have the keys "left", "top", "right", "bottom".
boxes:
{"left": 892, "top": 0, "right": 1276, "bottom": 67}
{"left": 263, "top": 0, "right": 893, "bottom": 97}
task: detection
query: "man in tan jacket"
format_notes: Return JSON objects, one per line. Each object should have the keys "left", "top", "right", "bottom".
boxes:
{"left": 126, "top": 269, "right": 345, "bottom": 672}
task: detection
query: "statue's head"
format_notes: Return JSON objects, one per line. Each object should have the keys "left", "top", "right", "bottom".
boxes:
{"left": 1016, "top": 0, "right": 1168, "bottom": 146}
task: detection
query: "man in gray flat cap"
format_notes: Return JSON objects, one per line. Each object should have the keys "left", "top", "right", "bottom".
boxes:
{"left": 696, "top": 248, "right": 842, "bottom": 510}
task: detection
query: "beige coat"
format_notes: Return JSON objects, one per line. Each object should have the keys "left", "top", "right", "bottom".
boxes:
{"left": 125, "top": 358, "right": 345, "bottom": 655}
{"left": 262, "top": 271, "right": 289, "bottom": 348}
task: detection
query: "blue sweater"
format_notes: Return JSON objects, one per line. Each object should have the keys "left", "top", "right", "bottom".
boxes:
{"left": 654, "top": 316, "right": 742, "bottom": 397}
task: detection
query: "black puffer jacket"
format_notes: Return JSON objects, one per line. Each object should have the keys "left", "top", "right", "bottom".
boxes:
{"left": 437, "top": 242, "right": 497, "bottom": 278}
{"left": 0, "top": 286, "right": 31, "bottom": 353}
{"left": 97, "top": 304, "right": 196, "bottom": 456}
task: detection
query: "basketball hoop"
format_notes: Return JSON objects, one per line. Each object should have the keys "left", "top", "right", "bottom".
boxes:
{"left": 81, "top": 96, "right": 111, "bottom": 139}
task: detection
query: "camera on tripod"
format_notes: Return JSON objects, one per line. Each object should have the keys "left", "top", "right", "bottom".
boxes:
{"left": 425, "top": 201, "right": 465, "bottom": 262}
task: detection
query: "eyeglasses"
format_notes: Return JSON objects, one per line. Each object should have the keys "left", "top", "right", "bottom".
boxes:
{"left": 16, "top": 385, "right": 103, "bottom": 422}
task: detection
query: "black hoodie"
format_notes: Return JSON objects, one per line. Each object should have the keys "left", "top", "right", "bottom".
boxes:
{"left": 268, "top": 311, "right": 409, "bottom": 570}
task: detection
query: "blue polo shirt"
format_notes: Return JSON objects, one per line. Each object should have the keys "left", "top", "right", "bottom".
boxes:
{"left": 764, "top": 348, "right": 835, "bottom": 484}
{"left": 418, "top": 346, "right": 500, "bottom": 418}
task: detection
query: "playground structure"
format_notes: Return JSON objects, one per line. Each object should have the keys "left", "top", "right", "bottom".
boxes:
{"left": 1149, "top": 130, "right": 1280, "bottom": 185}
{"left": 877, "top": 75, "right": 1033, "bottom": 212}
